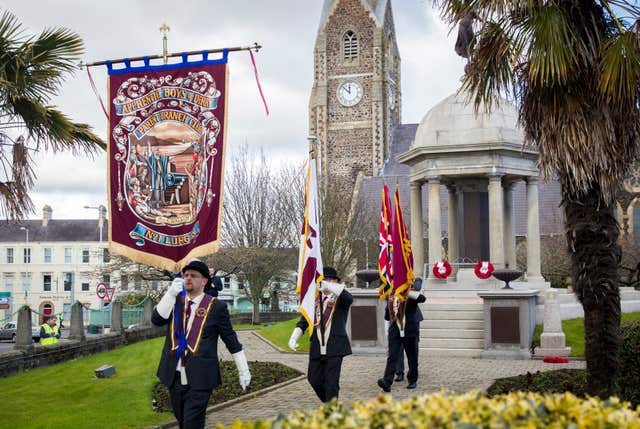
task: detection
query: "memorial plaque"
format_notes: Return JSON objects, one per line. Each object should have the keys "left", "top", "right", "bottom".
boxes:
{"left": 491, "top": 307, "right": 519, "bottom": 343}
{"left": 351, "top": 306, "right": 377, "bottom": 341}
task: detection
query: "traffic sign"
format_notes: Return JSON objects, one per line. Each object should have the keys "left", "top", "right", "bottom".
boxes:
{"left": 96, "top": 282, "right": 107, "bottom": 299}
{"left": 105, "top": 287, "right": 115, "bottom": 303}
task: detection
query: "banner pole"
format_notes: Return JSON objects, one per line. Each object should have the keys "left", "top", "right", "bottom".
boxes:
{"left": 82, "top": 43, "right": 261, "bottom": 68}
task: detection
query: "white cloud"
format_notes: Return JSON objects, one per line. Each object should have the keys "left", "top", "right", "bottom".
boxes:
{"left": 1, "top": 0, "right": 464, "bottom": 219}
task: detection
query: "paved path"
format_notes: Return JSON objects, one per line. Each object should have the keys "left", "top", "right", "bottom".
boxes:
{"left": 205, "top": 331, "right": 585, "bottom": 428}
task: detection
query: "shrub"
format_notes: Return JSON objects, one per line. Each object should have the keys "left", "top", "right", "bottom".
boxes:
{"left": 486, "top": 369, "right": 586, "bottom": 398}
{"left": 620, "top": 319, "right": 640, "bottom": 407}
{"left": 221, "top": 391, "right": 639, "bottom": 428}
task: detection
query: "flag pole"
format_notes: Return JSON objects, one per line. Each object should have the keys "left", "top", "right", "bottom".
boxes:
{"left": 307, "top": 135, "right": 321, "bottom": 219}
{"left": 82, "top": 43, "right": 262, "bottom": 68}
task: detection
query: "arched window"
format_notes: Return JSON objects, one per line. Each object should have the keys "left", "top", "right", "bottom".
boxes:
{"left": 343, "top": 31, "right": 358, "bottom": 61}
{"left": 633, "top": 203, "right": 640, "bottom": 243}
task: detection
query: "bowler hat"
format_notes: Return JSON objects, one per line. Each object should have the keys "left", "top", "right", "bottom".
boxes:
{"left": 323, "top": 266, "right": 340, "bottom": 282}
{"left": 182, "top": 259, "right": 211, "bottom": 282}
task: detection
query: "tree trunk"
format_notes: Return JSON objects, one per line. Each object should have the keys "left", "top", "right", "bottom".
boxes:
{"left": 563, "top": 180, "right": 621, "bottom": 398}
{"left": 251, "top": 298, "right": 261, "bottom": 324}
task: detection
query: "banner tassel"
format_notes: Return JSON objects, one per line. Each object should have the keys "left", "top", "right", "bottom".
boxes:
{"left": 248, "top": 50, "right": 269, "bottom": 116}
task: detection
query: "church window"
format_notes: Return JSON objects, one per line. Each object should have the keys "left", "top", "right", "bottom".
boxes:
{"left": 634, "top": 203, "right": 640, "bottom": 243}
{"left": 343, "top": 31, "right": 358, "bottom": 62}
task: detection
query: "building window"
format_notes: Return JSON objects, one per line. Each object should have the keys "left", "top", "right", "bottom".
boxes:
{"left": 223, "top": 276, "right": 230, "bottom": 289}
{"left": 63, "top": 272, "right": 73, "bottom": 292}
{"left": 64, "top": 248, "right": 72, "bottom": 264}
{"left": 81, "top": 274, "right": 89, "bottom": 291}
{"left": 134, "top": 277, "right": 142, "bottom": 291}
{"left": 43, "top": 274, "right": 52, "bottom": 292}
{"left": 103, "top": 274, "right": 110, "bottom": 287}
{"left": 103, "top": 248, "right": 110, "bottom": 263}
{"left": 6, "top": 248, "right": 14, "bottom": 264}
{"left": 238, "top": 277, "right": 245, "bottom": 290}
{"left": 120, "top": 274, "right": 128, "bottom": 291}
{"left": 44, "top": 248, "right": 52, "bottom": 263}
{"left": 343, "top": 30, "right": 358, "bottom": 61}
{"left": 82, "top": 249, "right": 90, "bottom": 263}
{"left": 23, "top": 248, "right": 31, "bottom": 264}
{"left": 4, "top": 274, "right": 13, "bottom": 292}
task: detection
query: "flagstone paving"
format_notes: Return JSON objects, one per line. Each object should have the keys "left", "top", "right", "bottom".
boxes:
{"left": 204, "top": 331, "right": 585, "bottom": 427}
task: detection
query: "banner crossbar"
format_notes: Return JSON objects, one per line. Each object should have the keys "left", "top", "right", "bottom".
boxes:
{"left": 82, "top": 42, "right": 261, "bottom": 68}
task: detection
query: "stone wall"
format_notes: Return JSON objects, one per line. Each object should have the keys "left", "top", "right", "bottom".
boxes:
{"left": 0, "top": 325, "right": 164, "bottom": 379}
{"left": 230, "top": 311, "right": 297, "bottom": 325}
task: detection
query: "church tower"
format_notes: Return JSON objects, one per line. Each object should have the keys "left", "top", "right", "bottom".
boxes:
{"left": 309, "top": 0, "right": 401, "bottom": 188}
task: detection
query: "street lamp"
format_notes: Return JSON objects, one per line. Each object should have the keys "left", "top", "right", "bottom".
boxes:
{"left": 19, "top": 226, "right": 29, "bottom": 302}
{"left": 84, "top": 205, "right": 106, "bottom": 333}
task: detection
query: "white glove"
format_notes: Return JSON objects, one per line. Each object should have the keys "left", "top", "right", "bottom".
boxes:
{"left": 168, "top": 278, "right": 184, "bottom": 296}
{"left": 323, "top": 282, "right": 344, "bottom": 296}
{"left": 156, "top": 278, "right": 184, "bottom": 318}
{"left": 408, "top": 290, "right": 421, "bottom": 300}
{"left": 288, "top": 327, "right": 303, "bottom": 351}
{"left": 232, "top": 350, "right": 251, "bottom": 391}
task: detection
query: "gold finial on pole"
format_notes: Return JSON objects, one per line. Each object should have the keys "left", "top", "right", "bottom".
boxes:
{"left": 159, "top": 22, "right": 171, "bottom": 64}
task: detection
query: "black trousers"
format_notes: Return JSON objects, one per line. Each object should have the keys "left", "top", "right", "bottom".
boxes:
{"left": 170, "top": 372, "right": 213, "bottom": 429}
{"left": 383, "top": 334, "right": 419, "bottom": 385}
{"left": 395, "top": 343, "right": 405, "bottom": 375}
{"left": 307, "top": 355, "right": 343, "bottom": 402}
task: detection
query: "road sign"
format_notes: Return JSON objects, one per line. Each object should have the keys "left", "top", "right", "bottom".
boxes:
{"left": 0, "top": 292, "right": 10, "bottom": 298}
{"left": 96, "top": 282, "right": 107, "bottom": 299}
{"left": 105, "top": 287, "right": 115, "bottom": 303}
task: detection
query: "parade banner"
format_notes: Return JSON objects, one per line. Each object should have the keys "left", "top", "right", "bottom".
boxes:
{"left": 296, "top": 154, "right": 324, "bottom": 333}
{"left": 377, "top": 184, "right": 393, "bottom": 300}
{"left": 107, "top": 51, "right": 229, "bottom": 271}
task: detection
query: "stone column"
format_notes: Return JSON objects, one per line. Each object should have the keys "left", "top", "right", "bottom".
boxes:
{"left": 14, "top": 306, "right": 33, "bottom": 350}
{"left": 410, "top": 181, "right": 424, "bottom": 278}
{"left": 427, "top": 176, "right": 442, "bottom": 266}
{"left": 526, "top": 177, "right": 542, "bottom": 278}
{"left": 143, "top": 298, "right": 155, "bottom": 325}
{"left": 111, "top": 300, "right": 123, "bottom": 334}
{"left": 488, "top": 174, "right": 505, "bottom": 267}
{"left": 447, "top": 185, "right": 458, "bottom": 266}
{"left": 503, "top": 181, "right": 517, "bottom": 268}
{"left": 69, "top": 301, "right": 85, "bottom": 341}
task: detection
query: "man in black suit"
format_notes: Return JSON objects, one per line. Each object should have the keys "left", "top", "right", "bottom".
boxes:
{"left": 152, "top": 259, "right": 251, "bottom": 429}
{"left": 378, "top": 277, "right": 426, "bottom": 391}
{"left": 288, "top": 266, "right": 352, "bottom": 402}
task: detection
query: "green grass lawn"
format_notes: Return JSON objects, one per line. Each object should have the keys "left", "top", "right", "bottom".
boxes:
{"left": 258, "top": 318, "right": 310, "bottom": 353}
{"left": 0, "top": 337, "right": 172, "bottom": 429}
{"left": 533, "top": 312, "right": 640, "bottom": 357}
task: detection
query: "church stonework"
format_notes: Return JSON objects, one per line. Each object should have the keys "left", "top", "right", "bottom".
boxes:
{"left": 310, "top": 0, "right": 400, "bottom": 188}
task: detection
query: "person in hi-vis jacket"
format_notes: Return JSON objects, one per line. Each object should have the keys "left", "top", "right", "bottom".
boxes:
{"left": 288, "top": 266, "right": 352, "bottom": 402}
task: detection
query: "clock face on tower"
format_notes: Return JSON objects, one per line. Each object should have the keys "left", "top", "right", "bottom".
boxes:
{"left": 337, "top": 80, "right": 364, "bottom": 107}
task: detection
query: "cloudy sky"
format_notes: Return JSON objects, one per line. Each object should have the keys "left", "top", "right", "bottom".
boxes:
{"left": 1, "top": 0, "right": 465, "bottom": 220}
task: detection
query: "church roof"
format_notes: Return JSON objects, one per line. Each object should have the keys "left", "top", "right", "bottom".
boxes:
{"left": 318, "top": 0, "right": 388, "bottom": 31}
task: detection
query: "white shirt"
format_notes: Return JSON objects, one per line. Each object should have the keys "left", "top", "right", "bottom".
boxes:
{"left": 176, "top": 292, "right": 205, "bottom": 382}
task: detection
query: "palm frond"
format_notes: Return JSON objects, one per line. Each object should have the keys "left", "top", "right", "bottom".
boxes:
{"left": 599, "top": 30, "right": 640, "bottom": 105}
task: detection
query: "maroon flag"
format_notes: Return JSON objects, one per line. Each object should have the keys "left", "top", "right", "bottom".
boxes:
{"left": 106, "top": 52, "right": 229, "bottom": 270}
{"left": 391, "top": 186, "right": 414, "bottom": 300}
{"left": 378, "top": 184, "right": 393, "bottom": 299}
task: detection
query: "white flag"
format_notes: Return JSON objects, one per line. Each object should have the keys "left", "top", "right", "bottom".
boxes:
{"left": 296, "top": 156, "right": 323, "bottom": 332}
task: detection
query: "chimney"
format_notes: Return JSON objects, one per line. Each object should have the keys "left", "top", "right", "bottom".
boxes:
{"left": 42, "top": 205, "right": 52, "bottom": 227}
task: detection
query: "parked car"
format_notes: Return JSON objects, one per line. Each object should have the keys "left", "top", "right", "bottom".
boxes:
{"left": 0, "top": 321, "right": 42, "bottom": 342}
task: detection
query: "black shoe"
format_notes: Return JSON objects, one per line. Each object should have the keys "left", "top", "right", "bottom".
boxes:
{"left": 377, "top": 378, "right": 391, "bottom": 393}
{"left": 406, "top": 382, "right": 417, "bottom": 389}
{"left": 394, "top": 373, "right": 404, "bottom": 382}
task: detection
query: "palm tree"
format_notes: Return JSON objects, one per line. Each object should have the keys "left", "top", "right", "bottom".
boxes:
{"left": 434, "top": 0, "right": 640, "bottom": 398}
{"left": 0, "top": 11, "right": 104, "bottom": 220}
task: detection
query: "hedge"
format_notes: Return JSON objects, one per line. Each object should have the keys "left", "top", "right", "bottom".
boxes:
{"left": 220, "top": 390, "right": 640, "bottom": 428}
{"left": 620, "top": 319, "right": 640, "bottom": 408}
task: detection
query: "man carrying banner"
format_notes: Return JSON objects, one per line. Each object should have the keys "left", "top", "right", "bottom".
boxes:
{"left": 289, "top": 266, "right": 352, "bottom": 402}
{"left": 378, "top": 277, "right": 426, "bottom": 392}
{"left": 152, "top": 259, "right": 251, "bottom": 428}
